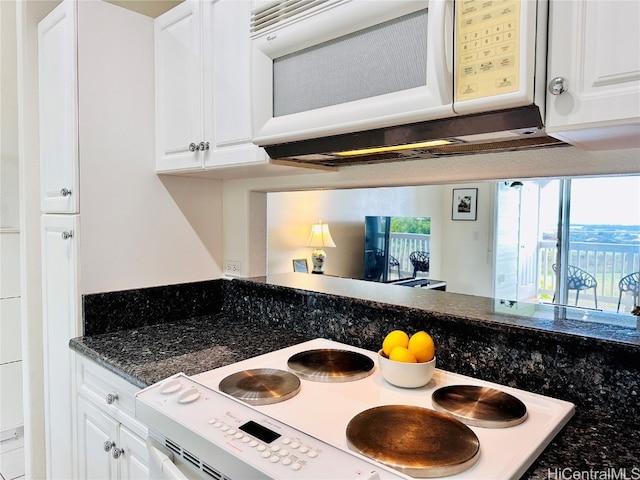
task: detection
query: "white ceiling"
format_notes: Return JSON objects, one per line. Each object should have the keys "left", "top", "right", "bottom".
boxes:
{"left": 104, "top": 0, "right": 183, "bottom": 18}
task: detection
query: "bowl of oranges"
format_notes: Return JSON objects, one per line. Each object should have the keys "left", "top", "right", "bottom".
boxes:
{"left": 378, "top": 330, "right": 436, "bottom": 388}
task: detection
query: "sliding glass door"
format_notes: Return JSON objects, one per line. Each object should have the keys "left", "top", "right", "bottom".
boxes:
{"left": 494, "top": 175, "right": 640, "bottom": 313}
{"left": 494, "top": 181, "right": 539, "bottom": 303}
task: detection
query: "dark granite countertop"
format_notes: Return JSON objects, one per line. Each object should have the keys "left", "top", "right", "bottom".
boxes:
{"left": 71, "top": 315, "right": 314, "bottom": 388}
{"left": 257, "top": 274, "right": 640, "bottom": 347}
{"left": 70, "top": 315, "right": 640, "bottom": 480}
{"left": 71, "top": 277, "right": 640, "bottom": 480}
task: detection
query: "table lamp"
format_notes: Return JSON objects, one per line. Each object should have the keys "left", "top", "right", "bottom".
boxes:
{"left": 307, "top": 221, "right": 336, "bottom": 274}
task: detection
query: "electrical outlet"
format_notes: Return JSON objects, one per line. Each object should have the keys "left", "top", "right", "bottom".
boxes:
{"left": 224, "top": 260, "right": 241, "bottom": 277}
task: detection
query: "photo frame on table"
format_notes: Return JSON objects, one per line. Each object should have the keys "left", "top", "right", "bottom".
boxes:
{"left": 452, "top": 188, "right": 478, "bottom": 221}
{"left": 292, "top": 258, "right": 309, "bottom": 273}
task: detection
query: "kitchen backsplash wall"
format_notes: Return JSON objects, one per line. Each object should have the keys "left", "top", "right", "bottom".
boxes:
{"left": 221, "top": 278, "right": 639, "bottom": 422}
{"left": 82, "top": 279, "right": 223, "bottom": 335}
{"left": 81, "top": 277, "right": 638, "bottom": 421}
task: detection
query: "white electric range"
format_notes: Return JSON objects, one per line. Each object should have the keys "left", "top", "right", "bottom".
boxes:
{"left": 135, "top": 338, "right": 574, "bottom": 480}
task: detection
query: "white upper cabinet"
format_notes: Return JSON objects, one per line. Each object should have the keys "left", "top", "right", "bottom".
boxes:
{"left": 206, "top": 0, "right": 265, "bottom": 168}
{"left": 155, "top": 0, "right": 205, "bottom": 172}
{"left": 545, "top": 0, "right": 640, "bottom": 150}
{"left": 38, "top": 0, "right": 79, "bottom": 213}
{"left": 155, "top": 0, "right": 266, "bottom": 174}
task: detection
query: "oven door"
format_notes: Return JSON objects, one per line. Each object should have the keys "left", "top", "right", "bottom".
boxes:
{"left": 251, "top": 0, "right": 454, "bottom": 146}
{"left": 146, "top": 437, "right": 203, "bottom": 480}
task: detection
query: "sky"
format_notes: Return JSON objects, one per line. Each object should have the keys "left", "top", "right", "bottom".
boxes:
{"left": 540, "top": 175, "right": 640, "bottom": 226}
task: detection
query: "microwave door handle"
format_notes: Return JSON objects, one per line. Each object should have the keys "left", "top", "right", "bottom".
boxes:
{"left": 444, "top": 0, "right": 454, "bottom": 75}
{"left": 146, "top": 437, "right": 189, "bottom": 480}
{"left": 429, "top": 0, "right": 454, "bottom": 98}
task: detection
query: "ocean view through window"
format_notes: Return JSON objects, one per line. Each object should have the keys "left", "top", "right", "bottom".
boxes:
{"left": 495, "top": 175, "right": 640, "bottom": 314}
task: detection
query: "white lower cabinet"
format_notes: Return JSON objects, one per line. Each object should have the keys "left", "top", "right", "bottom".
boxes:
{"left": 41, "top": 214, "right": 80, "bottom": 479}
{"left": 77, "top": 397, "right": 119, "bottom": 480}
{"left": 119, "top": 424, "right": 150, "bottom": 480}
{"left": 75, "top": 355, "right": 148, "bottom": 480}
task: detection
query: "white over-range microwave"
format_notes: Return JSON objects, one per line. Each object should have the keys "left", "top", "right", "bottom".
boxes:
{"left": 250, "top": 0, "right": 559, "bottom": 166}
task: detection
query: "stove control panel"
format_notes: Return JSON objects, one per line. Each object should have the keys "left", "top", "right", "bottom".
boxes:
{"left": 136, "top": 373, "right": 406, "bottom": 480}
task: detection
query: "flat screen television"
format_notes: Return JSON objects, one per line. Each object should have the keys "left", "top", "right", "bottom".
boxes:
{"left": 363, "top": 216, "right": 431, "bottom": 282}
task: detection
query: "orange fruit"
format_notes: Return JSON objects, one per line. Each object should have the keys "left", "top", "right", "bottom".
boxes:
{"left": 408, "top": 331, "right": 435, "bottom": 362}
{"left": 389, "top": 346, "right": 417, "bottom": 363}
{"left": 382, "top": 330, "right": 409, "bottom": 356}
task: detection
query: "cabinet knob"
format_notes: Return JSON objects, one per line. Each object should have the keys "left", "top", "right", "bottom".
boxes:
{"left": 61, "top": 231, "right": 73, "bottom": 240}
{"left": 103, "top": 440, "right": 115, "bottom": 452}
{"left": 105, "top": 393, "right": 118, "bottom": 404}
{"left": 189, "top": 141, "right": 210, "bottom": 152}
{"left": 112, "top": 447, "right": 125, "bottom": 459}
{"left": 60, "top": 188, "right": 72, "bottom": 197}
{"left": 548, "top": 77, "right": 567, "bottom": 96}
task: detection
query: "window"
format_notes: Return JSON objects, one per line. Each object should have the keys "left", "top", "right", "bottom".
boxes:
{"left": 494, "top": 175, "right": 640, "bottom": 314}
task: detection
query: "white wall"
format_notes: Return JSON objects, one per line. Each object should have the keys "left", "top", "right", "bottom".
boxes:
{"left": 75, "top": 0, "right": 222, "bottom": 293}
{"left": 224, "top": 147, "right": 640, "bottom": 282}
{"left": 16, "top": 1, "right": 48, "bottom": 476}
{"left": 15, "top": 2, "right": 225, "bottom": 476}
{"left": 266, "top": 182, "right": 496, "bottom": 295}
{"left": 267, "top": 187, "right": 437, "bottom": 278}
{"left": 0, "top": 234, "right": 23, "bottom": 434}
{"left": 439, "top": 182, "right": 495, "bottom": 297}
{"left": 1, "top": 0, "right": 24, "bottom": 445}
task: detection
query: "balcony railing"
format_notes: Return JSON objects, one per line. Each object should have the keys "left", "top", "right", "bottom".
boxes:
{"left": 389, "top": 233, "right": 431, "bottom": 278}
{"left": 387, "top": 235, "right": 638, "bottom": 312}
{"left": 538, "top": 240, "right": 640, "bottom": 311}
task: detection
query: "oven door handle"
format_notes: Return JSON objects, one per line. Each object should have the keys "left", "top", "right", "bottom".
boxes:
{"left": 146, "top": 437, "right": 189, "bottom": 480}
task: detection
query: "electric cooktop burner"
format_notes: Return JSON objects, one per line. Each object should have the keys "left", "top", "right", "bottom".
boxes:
{"left": 287, "top": 348, "right": 375, "bottom": 382}
{"left": 431, "top": 385, "right": 528, "bottom": 428}
{"left": 218, "top": 368, "right": 301, "bottom": 406}
{"left": 346, "top": 405, "right": 480, "bottom": 478}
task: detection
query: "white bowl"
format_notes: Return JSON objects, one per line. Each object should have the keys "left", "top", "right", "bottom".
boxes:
{"left": 378, "top": 349, "right": 436, "bottom": 388}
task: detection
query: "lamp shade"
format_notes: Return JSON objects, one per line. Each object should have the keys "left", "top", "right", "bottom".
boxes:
{"left": 307, "top": 222, "right": 336, "bottom": 248}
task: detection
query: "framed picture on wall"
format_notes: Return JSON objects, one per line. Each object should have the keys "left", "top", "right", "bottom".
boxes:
{"left": 292, "top": 258, "right": 309, "bottom": 273}
{"left": 452, "top": 188, "right": 478, "bottom": 221}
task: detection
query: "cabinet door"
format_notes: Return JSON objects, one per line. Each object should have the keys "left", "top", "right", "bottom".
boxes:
{"left": 38, "top": 0, "right": 79, "bottom": 213}
{"left": 546, "top": 0, "right": 640, "bottom": 149}
{"left": 119, "top": 425, "right": 149, "bottom": 480}
{"left": 205, "top": 0, "right": 266, "bottom": 168}
{"left": 41, "top": 214, "right": 81, "bottom": 479}
{"left": 77, "top": 396, "right": 119, "bottom": 480}
{"left": 155, "top": 0, "right": 205, "bottom": 172}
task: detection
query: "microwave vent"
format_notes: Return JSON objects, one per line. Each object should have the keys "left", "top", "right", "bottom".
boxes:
{"left": 271, "top": 135, "right": 568, "bottom": 168}
{"left": 251, "top": 0, "right": 340, "bottom": 34}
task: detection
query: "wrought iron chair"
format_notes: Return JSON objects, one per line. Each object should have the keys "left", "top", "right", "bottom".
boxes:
{"left": 409, "top": 251, "right": 430, "bottom": 277}
{"left": 617, "top": 272, "right": 639, "bottom": 313}
{"left": 552, "top": 264, "right": 598, "bottom": 308}
{"left": 388, "top": 254, "right": 401, "bottom": 279}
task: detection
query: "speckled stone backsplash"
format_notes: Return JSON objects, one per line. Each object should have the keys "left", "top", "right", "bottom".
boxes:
{"left": 81, "top": 276, "right": 638, "bottom": 422}
{"left": 221, "top": 279, "right": 639, "bottom": 422}
{"left": 83, "top": 279, "right": 223, "bottom": 335}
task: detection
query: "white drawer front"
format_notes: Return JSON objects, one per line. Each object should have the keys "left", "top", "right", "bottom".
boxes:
{"left": 76, "top": 355, "right": 146, "bottom": 438}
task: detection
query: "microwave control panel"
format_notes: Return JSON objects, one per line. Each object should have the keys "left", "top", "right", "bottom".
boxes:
{"left": 455, "top": 0, "right": 521, "bottom": 101}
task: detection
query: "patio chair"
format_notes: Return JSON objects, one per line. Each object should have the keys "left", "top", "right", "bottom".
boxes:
{"left": 409, "top": 251, "right": 430, "bottom": 277}
{"left": 617, "top": 272, "right": 639, "bottom": 313}
{"left": 552, "top": 264, "right": 598, "bottom": 308}
{"left": 388, "top": 255, "right": 401, "bottom": 279}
